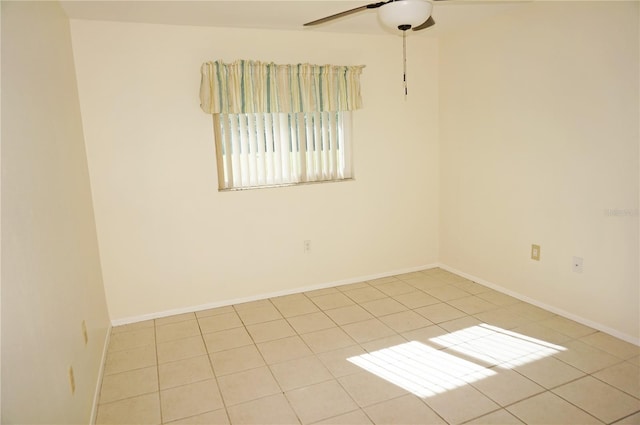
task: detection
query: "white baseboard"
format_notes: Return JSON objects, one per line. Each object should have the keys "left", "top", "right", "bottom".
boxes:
{"left": 438, "top": 263, "right": 640, "bottom": 347}
{"left": 90, "top": 324, "right": 112, "bottom": 425}
{"left": 111, "top": 263, "right": 440, "bottom": 326}
{"left": 109, "top": 262, "right": 638, "bottom": 347}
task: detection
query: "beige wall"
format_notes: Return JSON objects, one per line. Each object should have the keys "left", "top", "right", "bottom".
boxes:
{"left": 1, "top": 1, "right": 111, "bottom": 423}
{"left": 70, "top": 20, "right": 440, "bottom": 322}
{"left": 439, "top": 1, "right": 639, "bottom": 342}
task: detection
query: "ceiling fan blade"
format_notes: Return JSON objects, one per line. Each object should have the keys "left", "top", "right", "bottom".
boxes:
{"left": 304, "top": 1, "right": 388, "bottom": 26}
{"left": 412, "top": 15, "right": 435, "bottom": 31}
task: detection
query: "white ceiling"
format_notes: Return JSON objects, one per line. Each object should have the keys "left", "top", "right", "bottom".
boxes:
{"left": 60, "top": 0, "right": 530, "bottom": 37}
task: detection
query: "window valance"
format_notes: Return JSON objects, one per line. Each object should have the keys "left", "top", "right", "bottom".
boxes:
{"left": 200, "top": 60, "right": 365, "bottom": 114}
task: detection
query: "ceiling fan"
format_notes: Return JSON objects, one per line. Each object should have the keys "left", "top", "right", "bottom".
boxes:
{"left": 304, "top": 0, "right": 444, "bottom": 97}
{"left": 304, "top": 0, "right": 442, "bottom": 32}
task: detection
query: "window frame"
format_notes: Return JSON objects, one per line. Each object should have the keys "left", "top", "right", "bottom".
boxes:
{"left": 212, "top": 110, "right": 354, "bottom": 191}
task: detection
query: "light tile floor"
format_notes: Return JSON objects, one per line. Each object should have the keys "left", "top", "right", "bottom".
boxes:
{"left": 96, "top": 268, "right": 640, "bottom": 424}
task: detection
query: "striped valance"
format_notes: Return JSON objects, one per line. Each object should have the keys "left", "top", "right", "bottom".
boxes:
{"left": 200, "top": 60, "right": 365, "bottom": 114}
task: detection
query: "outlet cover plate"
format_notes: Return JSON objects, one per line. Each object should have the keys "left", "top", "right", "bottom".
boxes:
{"left": 531, "top": 244, "right": 541, "bottom": 261}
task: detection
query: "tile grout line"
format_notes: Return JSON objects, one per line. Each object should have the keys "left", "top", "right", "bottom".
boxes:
{"left": 194, "top": 313, "right": 233, "bottom": 425}
{"left": 153, "top": 319, "right": 164, "bottom": 425}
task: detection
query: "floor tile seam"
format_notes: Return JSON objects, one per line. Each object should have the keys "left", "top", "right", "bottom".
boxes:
{"left": 505, "top": 358, "right": 587, "bottom": 390}
{"left": 219, "top": 382, "right": 284, "bottom": 409}
{"left": 98, "top": 386, "right": 161, "bottom": 407}
{"left": 390, "top": 296, "right": 441, "bottom": 310}
{"left": 267, "top": 366, "right": 337, "bottom": 393}
{"left": 613, "top": 410, "right": 640, "bottom": 424}
{"left": 159, "top": 377, "right": 230, "bottom": 424}
{"left": 156, "top": 333, "right": 208, "bottom": 349}
{"left": 103, "top": 360, "right": 160, "bottom": 376}
{"left": 307, "top": 408, "right": 370, "bottom": 425}
{"left": 360, "top": 392, "right": 446, "bottom": 421}
{"left": 243, "top": 317, "right": 293, "bottom": 333}
{"left": 465, "top": 372, "right": 548, "bottom": 409}
{"left": 572, "top": 342, "right": 632, "bottom": 362}
{"left": 157, "top": 357, "right": 218, "bottom": 390}
{"left": 232, "top": 320, "right": 317, "bottom": 396}
{"left": 322, "top": 307, "right": 375, "bottom": 328}
{"left": 311, "top": 375, "right": 367, "bottom": 422}
{"left": 563, "top": 371, "right": 640, "bottom": 401}
{"left": 95, "top": 389, "right": 162, "bottom": 424}
{"left": 339, "top": 320, "right": 397, "bottom": 345}
{"left": 199, "top": 322, "right": 246, "bottom": 338}
{"left": 502, "top": 389, "right": 605, "bottom": 425}
{"left": 589, "top": 370, "right": 640, "bottom": 400}
{"left": 156, "top": 332, "right": 204, "bottom": 345}
{"left": 264, "top": 350, "right": 328, "bottom": 368}
{"left": 215, "top": 370, "right": 276, "bottom": 410}
{"left": 158, "top": 350, "right": 212, "bottom": 366}
{"left": 161, "top": 407, "right": 228, "bottom": 425}
{"left": 166, "top": 320, "right": 214, "bottom": 375}
{"left": 268, "top": 296, "right": 322, "bottom": 319}
{"left": 155, "top": 317, "right": 199, "bottom": 328}
{"left": 237, "top": 314, "right": 286, "bottom": 328}
{"left": 292, "top": 319, "right": 341, "bottom": 334}
{"left": 549, "top": 384, "right": 630, "bottom": 424}
{"left": 106, "top": 342, "right": 158, "bottom": 354}
{"left": 335, "top": 281, "right": 374, "bottom": 293}
{"left": 457, "top": 406, "right": 511, "bottom": 425}
{"left": 232, "top": 319, "right": 286, "bottom": 354}
{"left": 283, "top": 312, "right": 341, "bottom": 334}
{"left": 534, "top": 317, "right": 598, "bottom": 338}
{"left": 343, "top": 293, "right": 389, "bottom": 305}
{"left": 208, "top": 357, "right": 266, "bottom": 378}
{"left": 102, "top": 360, "right": 160, "bottom": 374}
{"left": 195, "top": 310, "right": 241, "bottom": 321}
{"left": 366, "top": 278, "right": 401, "bottom": 286}
{"left": 591, "top": 356, "right": 640, "bottom": 373}
{"left": 551, "top": 349, "right": 624, "bottom": 375}
{"left": 160, "top": 395, "right": 227, "bottom": 425}
{"left": 227, "top": 391, "right": 304, "bottom": 425}
{"left": 576, "top": 338, "right": 640, "bottom": 361}
{"left": 153, "top": 320, "right": 166, "bottom": 425}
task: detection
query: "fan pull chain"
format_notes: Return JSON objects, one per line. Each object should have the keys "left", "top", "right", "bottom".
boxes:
{"left": 403, "top": 29, "right": 408, "bottom": 98}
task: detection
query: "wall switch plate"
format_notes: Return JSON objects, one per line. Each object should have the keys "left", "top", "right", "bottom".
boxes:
{"left": 303, "top": 240, "right": 311, "bottom": 254}
{"left": 531, "top": 244, "right": 541, "bottom": 261}
{"left": 572, "top": 256, "right": 584, "bottom": 273}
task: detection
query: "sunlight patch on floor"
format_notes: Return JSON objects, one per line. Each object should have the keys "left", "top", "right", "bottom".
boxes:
{"left": 348, "top": 340, "right": 496, "bottom": 398}
{"left": 431, "top": 323, "right": 566, "bottom": 368}
{"left": 348, "top": 324, "right": 565, "bottom": 398}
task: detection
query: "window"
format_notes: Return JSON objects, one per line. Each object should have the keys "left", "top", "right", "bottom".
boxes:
{"left": 213, "top": 111, "right": 352, "bottom": 190}
{"left": 199, "top": 60, "right": 364, "bottom": 190}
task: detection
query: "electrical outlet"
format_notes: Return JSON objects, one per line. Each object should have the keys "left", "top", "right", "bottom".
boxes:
{"left": 303, "top": 240, "right": 311, "bottom": 254}
{"left": 81, "top": 320, "right": 88, "bottom": 345}
{"left": 69, "top": 366, "right": 76, "bottom": 395}
{"left": 572, "top": 256, "right": 583, "bottom": 273}
{"left": 531, "top": 244, "right": 540, "bottom": 261}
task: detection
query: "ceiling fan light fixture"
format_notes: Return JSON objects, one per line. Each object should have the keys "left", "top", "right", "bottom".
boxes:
{"left": 378, "top": 0, "right": 433, "bottom": 30}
